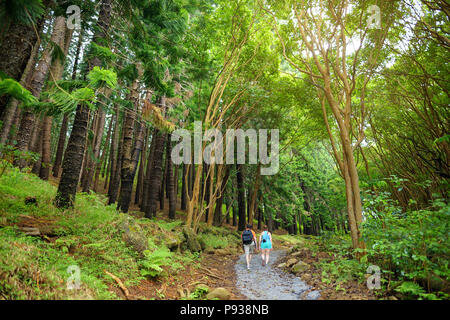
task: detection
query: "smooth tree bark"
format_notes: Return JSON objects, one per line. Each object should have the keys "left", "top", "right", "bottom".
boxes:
{"left": 236, "top": 163, "right": 246, "bottom": 231}
{"left": 181, "top": 163, "right": 187, "bottom": 210}
{"left": 213, "top": 165, "right": 231, "bottom": 226}
{"left": 248, "top": 163, "right": 261, "bottom": 223}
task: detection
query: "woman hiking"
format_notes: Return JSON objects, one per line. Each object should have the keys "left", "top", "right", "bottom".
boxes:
{"left": 259, "top": 225, "right": 272, "bottom": 266}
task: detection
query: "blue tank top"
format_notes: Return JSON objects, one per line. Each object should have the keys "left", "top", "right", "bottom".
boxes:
{"left": 261, "top": 231, "right": 271, "bottom": 247}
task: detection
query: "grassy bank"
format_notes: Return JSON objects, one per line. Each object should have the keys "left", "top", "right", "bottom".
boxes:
{"left": 0, "top": 168, "right": 240, "bottom": 299}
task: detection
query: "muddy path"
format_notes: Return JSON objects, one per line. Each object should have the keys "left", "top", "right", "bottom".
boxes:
{"left": 234, "top": 249, "right": 321, "bottom": 300}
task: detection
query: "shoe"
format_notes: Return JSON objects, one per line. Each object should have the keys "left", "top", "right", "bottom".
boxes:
{"left": 247, "top": 266, "right": 250, "bottom": 270}
{"left": 262, "top": 260, "right": 265, "bottom": 266}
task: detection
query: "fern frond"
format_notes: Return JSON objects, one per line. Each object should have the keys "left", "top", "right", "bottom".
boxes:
{"left": 87, "top": 67, "right": 118, "bottom": 89}
{"left": 0, "top": 77, "right": 37, "bottom": 105}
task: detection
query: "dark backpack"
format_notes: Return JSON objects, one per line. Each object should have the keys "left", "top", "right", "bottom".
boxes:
{"left": 242, "top": 230, "right": 253, "bottom": 245}
{"left": 262, "top": 231, "right": 270, "bottom": 243}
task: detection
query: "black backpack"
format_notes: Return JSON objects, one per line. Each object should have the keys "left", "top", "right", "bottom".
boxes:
{"left": 242, "top": 230, "right": 253, "bottom": 245}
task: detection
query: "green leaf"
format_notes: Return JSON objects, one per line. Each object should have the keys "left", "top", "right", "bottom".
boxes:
{"left": 87, "top": 67, "right": 118, "bottom": 89}
{"left": 0, "top": 78, "right": 37, "bottom": 105}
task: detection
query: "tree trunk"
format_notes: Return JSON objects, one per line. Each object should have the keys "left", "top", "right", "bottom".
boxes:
{"left": 0, "top": 14, "right": 45, "bottom": 117}
{"left": 141, "top": 128, "right": 157, "bottom": 213}
{"left": 94, "top": 115, "right": 112, "bottom": 191}
{"left": 38, "top": 115, "right": 52, "bottom": 180}
{"left": 40, "top": 21, "right": 72, "bottom": 181}
{"left": 144, "top": 97, "right": 167, "bottom": 218}
{"left": 55, "top": 0, "right": 112, "bottom": 208}
{"left": 248, "top": 163, "right": 261, "bottom": 223}
{"left": 236, "top": 163, "right": 246, "bottom": 231}
{"left": 167, "top": 134, "right": 176, "bottom": 219}
{"left": 135, "top": 127, "right": 148, "bottom": 205}
{"left": 82, "top": 107, "right": 106, "bottom": 192}
{"left": 118, "top": 83, "right": 144, "bottom": 212}
{"left": 53, "top": 31, "right": 82, "bottom": 177}
{"left": 55, "top": 105, "right": 90, "bottom": 208}
{"left": 0, "top": 23, "right": 42, "bottom": 146}
{"left": 181, "top": 163, "right": 187, "bottom": 210}
{"left": 14, "top": 16, "right": 66, "bottom": 169}
{"left": 109, "top": 116, "right": 124, "bottom": 205}
{"left": 213, "top": 165, "right": 231, "bottom": 226}
{"left": 107, "top": 104, "right": 120, "bottom": 200}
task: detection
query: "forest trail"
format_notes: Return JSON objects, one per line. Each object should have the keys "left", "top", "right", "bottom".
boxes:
{"left": 234, "top": 249, "right": 321, "bottom": 300}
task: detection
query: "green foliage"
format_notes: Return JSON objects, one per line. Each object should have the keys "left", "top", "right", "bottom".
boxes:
{"left": 87, "top": 67, "right": 118, "bottom": 90}
{"left": 0, "top": 168, "right": 141, "bottom": 299}
{"left": 156, "top": 219, "right": 184, "bottom": 231}
{"left": 87, "top": 43, "right": 117, "bottom": 64}
{"left": 188, "top": 285, "right": 209, "bottom": 300}
{"left": 48, "top": 87, "right": 96, "bottom": 113}
{"left": 362, "top": 188, "right": 450, "bottom": 299}
{"left": 0, "top": 0, "right": 44, "bottom": 26}
{"left": 0, "top": 144, "right": 39, "bottom": 178}
{"left": 0, "top": 74, "right": 37, "bottom": 105}
{"left": 138, "top": 246, "right": 173, "bottom": 278}
{"left": 197, "top": 232, "right": 228, "bottom": 249}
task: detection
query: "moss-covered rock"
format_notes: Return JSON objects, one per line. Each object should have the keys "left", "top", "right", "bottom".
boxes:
{"left": 206, "top": 287, "right": 231, "bottom": 300}
{"left": 182, "top": 227, "right": 201, "bottom": 252}
{"left": 291, "top": 261, "right": 310, "bottom": 274}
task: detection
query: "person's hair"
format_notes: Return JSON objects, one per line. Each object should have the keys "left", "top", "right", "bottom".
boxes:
{"left": 263, "top": 225, "right": 268, "bottom": 231}
{"left": 246, "top": 224, "right": 252, "bottom": 229}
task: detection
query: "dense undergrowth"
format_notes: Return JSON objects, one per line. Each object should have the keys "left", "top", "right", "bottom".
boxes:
{"left": 0, "top": 168, "right": 240, "bottom": 299}
{"left": 0, "top": 167, "right": 447, "bottom": 300}
{"left": 289, "top": 193, "right": 450, "bottom": 300}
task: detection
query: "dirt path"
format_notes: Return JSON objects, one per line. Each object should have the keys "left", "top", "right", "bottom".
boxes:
{"left": 234, "top": 249, "right": 321, "bottom": 300}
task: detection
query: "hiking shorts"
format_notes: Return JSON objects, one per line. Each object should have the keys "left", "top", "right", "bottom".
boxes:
{"left": 244, "top": 241, "right": 256, "bottom": 255}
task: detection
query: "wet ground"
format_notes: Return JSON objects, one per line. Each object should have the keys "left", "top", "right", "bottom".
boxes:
{"left": 234, "top": 249, "right": 321, "bottom": 300}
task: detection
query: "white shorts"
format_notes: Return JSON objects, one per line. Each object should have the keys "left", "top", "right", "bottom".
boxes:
{"left": 244, "top": 241, "right": 256, "bottom": 255}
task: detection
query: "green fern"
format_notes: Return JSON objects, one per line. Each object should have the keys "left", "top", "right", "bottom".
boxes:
{"left": 138, "top": 247, "right": 173, "bottom": 278}
{"left": 0, "top": 75, "right": 37, "bottom": 105}
{"left": 48, "top": 87, "right": 96, "bottom": 113}
{"left": 87, "top": 67, "right": 118, "bottom": 89}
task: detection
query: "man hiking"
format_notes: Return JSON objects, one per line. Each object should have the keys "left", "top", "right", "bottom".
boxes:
{"left": 259, "top": 225, "right": 272, "bottom": 266}
{"left": 241, "top": 224, "right": 258, "bottom": 270}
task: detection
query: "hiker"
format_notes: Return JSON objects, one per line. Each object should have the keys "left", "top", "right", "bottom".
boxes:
{"left": 259, "top": 225, "right": 272, "bottom": 266}
{"left": 241, "top": 224, "right": 258, "bottom": 270}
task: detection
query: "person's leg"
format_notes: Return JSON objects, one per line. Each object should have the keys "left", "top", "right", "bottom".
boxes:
{"left": 261, "top": 249, "right": 265, "bottom": 265}
{"left": 244, "top": 245, "right": 250, "bottom": 268}
{"left": 249, "top": 242, "right": 255, "bottom": 265}
{"left": 265, "top": 249, "right": 270, "bottom": 264}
